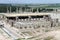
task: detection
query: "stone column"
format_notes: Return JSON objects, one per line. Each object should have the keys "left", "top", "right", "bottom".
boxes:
{"left": 16, "top": 7, "right": 18, "bottom": 13}
{"left": 30, "top": 8, "right": 32, "bottom": 12}
{"left": 16, "top": 17, "right": 18, "bottom": 22}
{"left": 28, "top": 16, "right": 31, "bottom": 21}
{"left": 7, "top": 7, "right": 9, "bottom": 13}
{"left": 25, "top": 8, "right": 26, "bottom": 12}
{"left": 37, "top": 8, "right": 38, "bottom": 12}
{"left": 32, "top": 8, "right": 33, "bottom": 12}
{"left": 55, "top": 9, "right": 57, "bottom": 12}
{"left": 54, "top": 9, "right": 57, "bottom": 12}
{"left": 43, "top": 16, "right": 46, "bottom": 19}
{"left": 19, "top": 7, "right": 22, "bottom": 13}
{"left": 10, "top": 7, "right": 11, "bottom": 13}
{"left": 19, "top": 8, "right": 20, "bottom": 13}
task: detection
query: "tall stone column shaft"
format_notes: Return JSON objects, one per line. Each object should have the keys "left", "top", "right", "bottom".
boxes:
{"left": 10, "top": 7, "right": 11, "bottom": 13}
